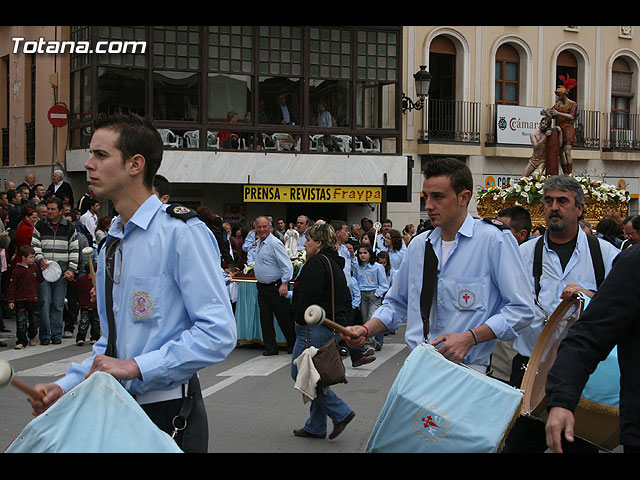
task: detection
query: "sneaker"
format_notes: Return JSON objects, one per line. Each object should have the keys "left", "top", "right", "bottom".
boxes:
{"left": 352, "top": 355, "right": 376, "bottom": 368}
{"left": 40, "top": 339, "right": 50, "bottom": 345}
{"left": 76, "top": 340, "right": 85, "bottom": 346}
{"left": 14, "top": 343, "right": 25, "bottom": 350}
{"left": 62, "top": 331, "right": 73, "bottom": 339}
{"left": 363, "top": 346, "right": 375, "bottom": 356}
{"left": 375, "top": 342, "right": 382, "bottom": 351}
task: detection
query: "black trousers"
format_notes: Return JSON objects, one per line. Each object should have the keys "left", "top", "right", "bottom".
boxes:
{"left": 256, "top": 281, "right": 295, "bottom": 352}
{"left": 140, "top": 377, "right": 208, "bottom": 453}
{"left": 503, "top": 353, "right": 598, "bottom": 453}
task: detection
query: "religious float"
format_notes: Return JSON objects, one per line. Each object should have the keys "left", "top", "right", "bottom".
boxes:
{"left": 476, "top": 172, "right": 630, "bottom": 227}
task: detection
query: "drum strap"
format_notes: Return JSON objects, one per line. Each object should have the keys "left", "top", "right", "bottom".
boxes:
{"left": 104, "top": 235, "right": 121, "bottom": 358}
{"left": 533, "top": 234, "right": 605, "bottom": 300}
{"left": 420, "top": 233, "right": 438, "bottom": 340}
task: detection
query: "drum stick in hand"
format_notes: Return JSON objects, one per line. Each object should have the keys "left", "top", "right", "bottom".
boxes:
{"left": 304, "top": 305, "right": 358, "bottom": 338}
{"left": 0, "top": 360, "right": 44, "bottom": 401}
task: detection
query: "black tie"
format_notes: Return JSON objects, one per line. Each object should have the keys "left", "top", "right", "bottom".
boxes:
{"left": 104, "top": 237, "right": 121, "bottom": 358}
{"left": 420, "top": 238, "right": 438, "bottom": 341}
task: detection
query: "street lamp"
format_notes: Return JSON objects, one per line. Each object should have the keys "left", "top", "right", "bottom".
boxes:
{"left": 402, "top": 65, "right": 432, "bottom": 114}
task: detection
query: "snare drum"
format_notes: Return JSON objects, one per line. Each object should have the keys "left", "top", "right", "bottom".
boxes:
{"left": 366, "top": 343, "right": 523, "bottom": 453}
{"left": 519, "top": 296, "right": 621, "bottom": 451}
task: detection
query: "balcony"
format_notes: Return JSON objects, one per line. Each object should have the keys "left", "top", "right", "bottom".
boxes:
{"left": 603, "top": 112, "right": 640, "bottom": 151}
{"left": 418, "top": 99, "right": 481, "bottom": 144}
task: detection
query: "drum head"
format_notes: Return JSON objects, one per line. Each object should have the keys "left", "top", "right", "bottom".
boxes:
{"left": 42, "top": 261, "right": 62, "bottom": 282}
{"left": 520, "top": 298, "right": 583, "bottom": 418}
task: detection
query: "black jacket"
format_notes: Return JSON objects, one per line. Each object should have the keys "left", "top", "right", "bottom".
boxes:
{"left": 546, "top": 246, "right": 640, "bottom": 447}
{"left": 292, "top": 249, "right": 347, "bottom": 327}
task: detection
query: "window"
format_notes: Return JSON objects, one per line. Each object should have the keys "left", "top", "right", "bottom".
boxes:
{"left": 495, "top": 44, "right": 519, "bottom": 105}
{"left": 611, "top": 57, "right": 633, "bottom": 130}
{"left": 68, "top": 26, "right": 402, "bottom": 154}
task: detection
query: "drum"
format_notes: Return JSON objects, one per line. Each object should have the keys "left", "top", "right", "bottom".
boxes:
{"left": 5, "top": 372, "right": 182, "bottom": 453}
{"left": 42, "top": 261, "right": 62, "bottom": 282}
{"left": 519, "top": 295, "right": 621, "bottom": 451}
{"left": 366, "top": 343, "right": 523, "bottom": 453}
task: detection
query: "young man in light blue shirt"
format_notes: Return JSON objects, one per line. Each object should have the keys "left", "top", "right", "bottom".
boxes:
{"left": 28, "top": 113, "right": 237, "bottom": 453}
{"left": 343, "top": 157, "right": 536, "bottom": 372}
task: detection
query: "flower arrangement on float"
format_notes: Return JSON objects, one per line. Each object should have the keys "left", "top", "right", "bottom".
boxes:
{"left": 476, "top": 172, "right": 630, "bottom": 226}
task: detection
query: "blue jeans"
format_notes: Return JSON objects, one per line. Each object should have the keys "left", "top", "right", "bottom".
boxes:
{"left": 38, "top": 277, "right": 67, "bottom": 342}
{"left": 291, "top": 324, "right": 352, "bottom": 436}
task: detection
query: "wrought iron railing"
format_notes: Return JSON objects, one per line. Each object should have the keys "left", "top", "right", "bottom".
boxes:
{"left": 419, "top": 99, "right": 481, "bottom": 144}
{"left": 603, "top": 112, "right": 640, "bottom": 151}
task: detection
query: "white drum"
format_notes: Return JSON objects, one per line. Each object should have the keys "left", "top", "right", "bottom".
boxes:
{"left": 42, "top": 261, "right": 62, "bottom": 282}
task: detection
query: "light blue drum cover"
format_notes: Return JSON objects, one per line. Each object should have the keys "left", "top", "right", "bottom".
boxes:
{"left": 366, "top": 343, "right": 523, "bottom": 453}
{"left": 579, "top": 295, "right": 620, "bottom": 408}
{"left": 5, "top": 372, "right": 183, "bottom": 453}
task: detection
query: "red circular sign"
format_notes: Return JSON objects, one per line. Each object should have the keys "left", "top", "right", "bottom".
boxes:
{"left": 47, "top": 104, "right": 69, "bottom": 127}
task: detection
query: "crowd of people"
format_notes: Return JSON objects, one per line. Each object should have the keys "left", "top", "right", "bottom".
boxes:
{"left": 5, "top": 142, "right": 640, "bottom": 451}
{"left": 0, "top": 171, "right": 107, "bottom": 349}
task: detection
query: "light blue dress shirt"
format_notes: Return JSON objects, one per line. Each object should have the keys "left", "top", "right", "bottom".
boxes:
{"left": 373, "top": 214, "right": 536, "bottom": 366}
{"left": 513, "top": 229, "right": 619, "bottom": 357}
{"left": 242, "top": 230, "right": 257, "bottom": 263}
{"left": 298, "top": 231, "right": 306, "bottom": 252}
{"left": 353, "top": 262, "right": 389, "bottom": 298}
{"left": 388, "top": 249, "right": 404, "bottom": 272}
{"left": 56, "top": 195, "right": 237, "bottom": 396}
{"left": 253, "top": 233, "right": 293, "bottom": 284}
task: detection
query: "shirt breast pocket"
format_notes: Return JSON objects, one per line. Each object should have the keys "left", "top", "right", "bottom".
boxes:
{"left": 130, "top": 276, "right": 162, "bottom": 324}
{"left": 454, "top": 279, "right": 485, "bottom": 312}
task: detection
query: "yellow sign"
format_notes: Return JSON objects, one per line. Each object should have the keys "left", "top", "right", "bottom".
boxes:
{"left": 243, "top": 185, "right": 382, "bottom": 203}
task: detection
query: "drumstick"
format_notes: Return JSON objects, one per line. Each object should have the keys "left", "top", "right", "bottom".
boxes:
{"left": 304, "top": 305, "right": 358, "bottom": 338}
{"left": 82, "top": 246, "right": 97, "bottom": 288}
{"left": 0, "top": 360, "right": 45, "bottom": 401}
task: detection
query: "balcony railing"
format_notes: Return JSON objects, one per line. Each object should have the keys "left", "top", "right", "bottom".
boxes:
{"left": 419, "top": 99, "right": 481, "bottom": 144}
{"left": 603, "top": 112, "right": 640, "bottom": 151}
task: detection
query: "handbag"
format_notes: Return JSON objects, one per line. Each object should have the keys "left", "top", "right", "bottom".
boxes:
{"left": 306, "top": 254, "right": 348, "bottom": 387}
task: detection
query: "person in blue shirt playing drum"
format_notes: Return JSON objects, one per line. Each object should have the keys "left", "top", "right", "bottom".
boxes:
{"left": 342, "top": 157, "right": 536, "bottom": 374}
{"left": 27, "top": 113, "right": 237, "bottom": 453}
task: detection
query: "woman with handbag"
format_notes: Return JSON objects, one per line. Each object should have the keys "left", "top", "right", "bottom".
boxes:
{"left": 290, "top": 223, "right": 356, "bottom": 440}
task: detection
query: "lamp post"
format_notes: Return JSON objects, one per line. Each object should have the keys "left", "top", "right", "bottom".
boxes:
{"left": 401, "top": 65, "right": 432, "bottom": 114}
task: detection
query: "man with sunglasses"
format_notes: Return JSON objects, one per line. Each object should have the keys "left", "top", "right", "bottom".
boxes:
{"left": 503, "top": 174, "right": 619, "bottom": 453}
{"left": 27, "top": 113, "right": 237, "bottom": 453}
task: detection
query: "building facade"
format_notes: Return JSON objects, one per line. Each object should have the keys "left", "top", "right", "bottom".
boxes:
{"left": 1, "top": 25, "right": 639, "bottom": 230}
{"left": 403, "top": 26, "right": 640, "bottom": 221}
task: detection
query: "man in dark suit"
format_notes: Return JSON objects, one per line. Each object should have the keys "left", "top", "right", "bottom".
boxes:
{"left": 47, "top": 169, "right": 74, "bottom": 207}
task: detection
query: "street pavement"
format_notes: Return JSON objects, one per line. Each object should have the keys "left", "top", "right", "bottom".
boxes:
{"left": 0, "top": 318, "right": 409, "bottom": 453}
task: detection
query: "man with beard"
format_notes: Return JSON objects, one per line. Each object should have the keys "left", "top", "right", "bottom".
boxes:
{"left": 523, "top": 116, "right": 562, "bottom": 177}
{"left": 503, "top": 175, "right": 620, "bottom": 453}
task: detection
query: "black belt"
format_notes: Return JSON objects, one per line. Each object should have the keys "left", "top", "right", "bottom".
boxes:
{"left": 257, "top": 279, "right": 282, "bottom": 287}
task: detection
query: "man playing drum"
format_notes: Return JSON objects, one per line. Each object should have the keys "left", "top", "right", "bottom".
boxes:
{"left": 342, "top": 157, "right": 535, "bottom": 374}
{"left": 503, "top": 175, "right": 620, "bottom": 453}
{"left": 27, "top": 113, "right": 237, "bottom": 453}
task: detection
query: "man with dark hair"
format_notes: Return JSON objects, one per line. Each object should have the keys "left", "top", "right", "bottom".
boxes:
{"left": 497, "top": 205, "right": 532, "bottom": 245}
{"left": 28, "top": 113, "right": 237, "bottom": 453}
{"left": 152, "top": 174, "right": 171, "bottom": 204}
{"left": 343, "top": 157, "right": 535, "bottom": 375}
{"left": 621, "top": 215, "right": 640, "bottom": 249}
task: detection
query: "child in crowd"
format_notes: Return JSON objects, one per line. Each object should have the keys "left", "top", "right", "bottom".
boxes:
{"left": 74, "top": 263, "right": 100, "bottom": 346}
{"left": 8, "top": 245, "right": 43, "bottom": 349}
{"left": 353, "top": 244, "right": 388, "bottom": 354}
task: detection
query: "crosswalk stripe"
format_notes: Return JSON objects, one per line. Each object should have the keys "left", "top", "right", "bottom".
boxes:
{"left": 0, "top": 339, "right": 78, "bottom": 363}
{"left": 344, "top": 344, "right": 406, "bottom": 377}
{"left": 16, "top": 352, "right": 93, "bottom": 377}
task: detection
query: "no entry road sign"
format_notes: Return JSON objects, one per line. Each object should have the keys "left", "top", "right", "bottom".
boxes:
{"left": 47, "top": 104, "right": 69, "bottom": 127}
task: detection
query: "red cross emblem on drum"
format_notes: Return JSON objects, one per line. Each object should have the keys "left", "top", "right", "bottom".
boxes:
{"left": 132, "top": 291, "right": 153, "bottom": 320}
{"left": 457, "top": 289, "right": 476, "bottom": 309}
{"left": 414, "top": 407, "right": 449, "bottom": 441}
